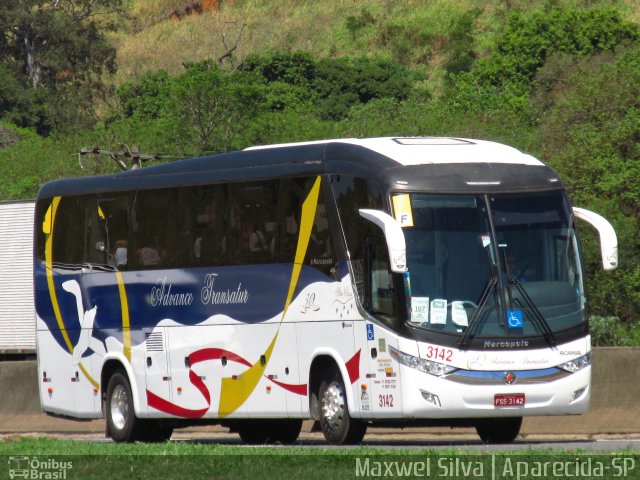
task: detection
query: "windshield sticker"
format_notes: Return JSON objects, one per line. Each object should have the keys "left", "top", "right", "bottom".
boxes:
{"left": 507, "top": 309, "right": 524, "bottom": 329}
{"left": 392, "top": 194, "right": 414, "bottom": 227}
{"left": 451, "top": 301, "right": 469, "bottom": 327}
{"left": 481, "top": 234, "right": 491, "bottom": 248}
{"left": 378, "top": 337, "right": 386, "bottom": 353}
{"left": 430, "top": 299, "right": 447, "bottom": 324}
{"left": 411, "top": 297, "right": 429, "bottom": 323}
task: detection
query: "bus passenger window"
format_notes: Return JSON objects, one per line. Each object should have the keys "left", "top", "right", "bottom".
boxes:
{"left": 229, "top": 180, "right": 277, "bottom": 265}
{"left": 83, "top": 197, "right": 107, "bottom": 267}
{"left": 365, "top": 235, "right": 397, "bottom": 328}
{"left": 185, "top": 184, "right": 228, "bottom": 267}
{"left": 277, "top": 178, "right": 310, "bottom": 263}
{"left": 304, "top": 187, "right": 335, "bottom": 277}
{"left": 331, "top": 175, "right": 385, "bottom": 296}
{"left": 51, "top": 196, "right": 85, "bottom": 269}
{"left": 129, "top": 188, "right": 178, "bottom": 270}
{"left": 84, "top": 194, "right": 130, "bottom": 271}
{"left": 279, "top": 177, "right": 335, "bottom": 276}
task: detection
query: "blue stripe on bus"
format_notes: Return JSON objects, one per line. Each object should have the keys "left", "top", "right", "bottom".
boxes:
{"left": 35, "top": 262, "right": 336, "bottom": 353}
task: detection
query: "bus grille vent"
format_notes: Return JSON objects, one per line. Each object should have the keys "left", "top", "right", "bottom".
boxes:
{"left": 145, "top": 332, "right": 164, "bottom": 352}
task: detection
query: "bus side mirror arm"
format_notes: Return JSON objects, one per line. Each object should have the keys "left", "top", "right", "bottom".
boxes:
{"left": 573, "top": 207, "right": 618, "bottom": 270}
{"left": 358, "top": 209, "right": 407, "bottom": 273}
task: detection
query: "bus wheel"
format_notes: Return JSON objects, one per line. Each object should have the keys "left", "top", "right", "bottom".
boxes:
{"left": 271, "top": 419, "right": 303, "bottom": 444}
{"left": 140, "top": 420, "right": 173, "bottom": 443}
{"left": 237, "top": 419, "right": 302, "bottom": 444}
{"left": 106, "top": 371, "right": 143, "bottom": 442}
{"left": 237, "top": 422, "right": 271, "bottom": 444}
{"left": 318, "top": 367, "right": 366, "bottom": 445}
{"left": 475, "top": 417, "right": 522, "bottom": 444}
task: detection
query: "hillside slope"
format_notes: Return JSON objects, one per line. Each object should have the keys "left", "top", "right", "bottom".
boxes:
{"left": 115, "top": 0, "right": 640, "bottom": 94}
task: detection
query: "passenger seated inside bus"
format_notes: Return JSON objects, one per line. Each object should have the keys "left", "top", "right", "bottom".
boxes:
{"left": 114, "top": 240, "right": 127, "bottom": 270}
{"left": 249, "top": 222, "right": 271, "bottom": 261}
{"left": 138, "top": 236, "right": 162, "bottom": 266}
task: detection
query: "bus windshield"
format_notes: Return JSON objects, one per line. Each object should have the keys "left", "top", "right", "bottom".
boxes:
{"left": 400, "top": 191, "right": 585, "bottom": 343}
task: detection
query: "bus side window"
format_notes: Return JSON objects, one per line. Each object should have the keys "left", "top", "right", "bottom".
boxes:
{"left": 129, "top": 188, "right": 178, "bottom": 270}
{"left": 365, "top": 234, "right": 397, "bottom": 328}
{"left": 277, "top": 178, "right": 309, "bottom": 263}
{"left": 229, "top": 180, "right": 278, "bottom": 265}
{"left": 51, "top": 196, "right": 85, "bottom": 269}
{"left": 279, "top": 177, "right": 335, "bottom": 277}
{"left": 184, "top": 184, "right": 228, "bottom": 267}
{"left": 84, "top": 196, "right": 109, "bottom": 268}
{"left": 331, "top": 175, "right": 385, "bottom": 297}
{"left": 303, "top": 180, "right": 335, "bottom": 277}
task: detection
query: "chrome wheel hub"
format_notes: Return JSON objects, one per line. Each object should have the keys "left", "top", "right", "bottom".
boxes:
{"left": 321, "top": 381, "right": 345, "bottom": 431}
{"left": 110, "top": 384, "right": 129, "bottom": 430}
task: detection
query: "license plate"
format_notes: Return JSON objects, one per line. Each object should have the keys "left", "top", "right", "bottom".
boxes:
{"left": 494, "top": 393, "right": 525, "bottom": 407}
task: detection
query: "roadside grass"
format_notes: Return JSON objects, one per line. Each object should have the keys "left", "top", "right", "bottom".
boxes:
{"left": 1, "top": 437, "right": 639, "bottom": 479}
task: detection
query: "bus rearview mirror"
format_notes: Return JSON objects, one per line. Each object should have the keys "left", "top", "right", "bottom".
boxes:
{"left": 573, "top": 207, "right": 618, "bottom": 270}
{"left": 358, "top": 209, "right": 407, "bottom": 273}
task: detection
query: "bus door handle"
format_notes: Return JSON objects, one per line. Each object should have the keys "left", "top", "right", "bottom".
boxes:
{"left": 370, "top": 348, "right": 377, "bottom": 359}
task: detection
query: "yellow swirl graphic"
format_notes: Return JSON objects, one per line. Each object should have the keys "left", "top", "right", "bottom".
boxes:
{"left": 44, "top": 196, "right": 99, "bottom": 389}
{"left": 218, "top": 176, "right": 322, "bottom": 417}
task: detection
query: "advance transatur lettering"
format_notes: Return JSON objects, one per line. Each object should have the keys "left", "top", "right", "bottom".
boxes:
{"left": 149, "top": 274, "right": 250, "bottom": 308}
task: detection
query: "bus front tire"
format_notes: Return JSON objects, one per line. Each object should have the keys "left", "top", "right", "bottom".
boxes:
{"left": 475, "top": 417, "right": 522, "bottom": 444}
{"left": 105, "top": 371, "right": 144, "bottom": 442}
{"left": 318, "top": 367, "right": 367, "bottom": 445}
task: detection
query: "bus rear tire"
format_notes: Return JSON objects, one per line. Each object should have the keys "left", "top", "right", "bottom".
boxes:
{"left": 140, "top": 420, "right": 174, "bottom": 443}
{"left": 475, "top": 417, "right": 522, "bottom": 444}
{"left": 272, "top": 419, "right": 303, "bottom": 444}
{"left": 237, "top": 419, "right": 303, "bottom": 444}
{"left": 318, "top": 367, "right": 367, "bottom": 445}
{"left": 105, "top": 371, "right": 144, "bottom": 442}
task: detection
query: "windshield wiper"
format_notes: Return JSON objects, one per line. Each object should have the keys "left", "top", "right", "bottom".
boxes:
{"left": 458, "top": 275, "right": 497, "bottom": 349}
{"left": 500, "top": 248, "right": 557, "bottom": 348}
{"left": 509, "top": 278, "right": 557, "bottom": 347}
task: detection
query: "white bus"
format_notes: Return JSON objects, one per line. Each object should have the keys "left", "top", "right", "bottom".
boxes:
{"left": 34, "top": 137, "right": 617, "bottom": 444}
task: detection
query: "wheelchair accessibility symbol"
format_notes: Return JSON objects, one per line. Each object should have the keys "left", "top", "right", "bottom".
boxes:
{"left": 507, "top": 309, "right": 524, "bottom": 329}
{"left": 366, "top": 324, "right": 375, "bottom": 341}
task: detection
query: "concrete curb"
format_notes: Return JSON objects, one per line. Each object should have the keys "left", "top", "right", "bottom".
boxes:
{"left": 1, "top": 347, "right": 638, "bottom": 435}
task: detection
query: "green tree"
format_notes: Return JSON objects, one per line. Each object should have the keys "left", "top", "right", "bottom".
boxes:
{"left": 169, "top": 62, "right": 265, "bottom": 152}
{"left": 0, "top": 0, "right": 122, "bottom": 134}
{"left": 538, "top": 46, "right": 640, "bottom": 324}
{"left": 446, "top": 8, "right": 639, "bottom": 117}
{"left": 240, "top": 52, "right": 415, "bottom": 121}
{"left": 117, "top": 70, "right": 173, "bottom": 119}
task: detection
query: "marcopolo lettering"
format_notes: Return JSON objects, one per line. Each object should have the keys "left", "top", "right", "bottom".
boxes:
{"left": 483, "top": 340, "right": 530, "bottom": 349}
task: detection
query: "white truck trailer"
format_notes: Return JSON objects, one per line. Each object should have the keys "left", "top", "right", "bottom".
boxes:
{"left": 0, "top": 200, "right": 35, "bottom": 354}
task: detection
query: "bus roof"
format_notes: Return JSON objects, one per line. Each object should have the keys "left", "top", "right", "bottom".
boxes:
{"left": 37, "top": 137, "right": 561, "bottom": 199}
{"left": 246, "top": 137, "right": 544, "bottom": 167}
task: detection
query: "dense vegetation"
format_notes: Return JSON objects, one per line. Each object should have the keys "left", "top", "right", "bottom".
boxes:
{"left": 0, "top": 1, "right": 638, "bottom": 342}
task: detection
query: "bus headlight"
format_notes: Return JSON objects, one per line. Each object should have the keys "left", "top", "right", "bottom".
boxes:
{"left": 558, "top": 352, "right": 592, "bottom": 373}
{"left": 389, "top": 346, "right": 456, "bottom": 377}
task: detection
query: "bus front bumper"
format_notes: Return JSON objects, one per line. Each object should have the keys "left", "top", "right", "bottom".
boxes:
{"left": 399, "top": 364, "right": 591, "bottom": 419}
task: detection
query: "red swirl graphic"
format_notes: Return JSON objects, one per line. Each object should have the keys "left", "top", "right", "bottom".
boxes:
{"left": 146, "top": 347, "right": 309, "bottom": 418}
